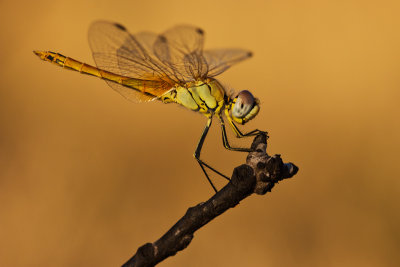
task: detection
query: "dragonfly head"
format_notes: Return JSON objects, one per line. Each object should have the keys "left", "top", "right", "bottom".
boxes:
{"left": 225, "top": 90, "right": 260, "bottom": 125}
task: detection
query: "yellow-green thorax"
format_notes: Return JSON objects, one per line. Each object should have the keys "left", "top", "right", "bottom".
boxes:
{"left": 160, "top": 78, "right": 226, "bottom": 116}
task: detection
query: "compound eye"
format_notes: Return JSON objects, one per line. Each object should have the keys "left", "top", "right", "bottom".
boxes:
{"left": 232, "top": 90, "right": 255, "bottom": 118}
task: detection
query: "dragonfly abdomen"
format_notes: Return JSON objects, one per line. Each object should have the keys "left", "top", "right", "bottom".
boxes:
{"left": 33, "top": 51, "right": 166, "bottom": 99}
{"left": 34, "top": 51, "right": 122, "bottom": 80}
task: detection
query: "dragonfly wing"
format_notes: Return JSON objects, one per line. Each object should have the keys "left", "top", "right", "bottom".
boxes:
{"left": 88, "top": 21, "right": 175, "bottom": 102}
{"left": 153, "top": 25, "right": 208, "bottom": 82}
{"left": 203, "top": 48, "right": 252, "bottom": 77}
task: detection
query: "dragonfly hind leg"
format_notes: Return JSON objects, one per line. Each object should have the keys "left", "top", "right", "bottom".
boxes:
{"left": 194, "top": 116, "right": 230, "bottom": 193}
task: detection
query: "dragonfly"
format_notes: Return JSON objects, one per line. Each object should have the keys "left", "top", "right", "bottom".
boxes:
{"left": 34, "top": 21, "right": 266, "bottom": 193}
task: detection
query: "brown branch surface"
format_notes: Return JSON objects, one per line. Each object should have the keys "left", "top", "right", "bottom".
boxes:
{"left": 121, "top": 133, "right": 298, "bottom": 267}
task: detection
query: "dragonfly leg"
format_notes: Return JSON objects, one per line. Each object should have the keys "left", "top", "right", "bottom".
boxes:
{"left": 194, "top": 116, "right": 230, "bottom": 193}
{"left": 226, "top": 115, "right": 268, "bottom": 138}
{"left": 219, "top": 115, "right": 268, "bottom": 152}
{"left": 219, "top": 116, "right": 252, "bottom": 152}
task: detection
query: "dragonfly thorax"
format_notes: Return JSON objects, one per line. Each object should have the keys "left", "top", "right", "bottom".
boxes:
{"left": 160, "top": 78, "right": 226, "bottom": 116}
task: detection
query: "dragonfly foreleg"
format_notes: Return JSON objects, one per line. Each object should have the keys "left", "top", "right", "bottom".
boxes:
{"left": 194, "top": 116, "right": 230, "bottom": 193}
{"left": 219, "top": 116, "right": 253, "bottom": 152}
{"left": 226, "top": 115, "right": 268, "bottom": 138}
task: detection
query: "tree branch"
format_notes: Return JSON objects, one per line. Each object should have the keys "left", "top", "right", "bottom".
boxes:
{"left": 121, "top": 133, "right": 298, "bottom": 267}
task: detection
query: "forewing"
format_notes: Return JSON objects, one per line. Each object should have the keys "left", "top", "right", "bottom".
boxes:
{"left": 203, "top": 48, "right": 252, "bottom": 77}
{"left": 153, "top": 25, "right": 208, "bottom": 81}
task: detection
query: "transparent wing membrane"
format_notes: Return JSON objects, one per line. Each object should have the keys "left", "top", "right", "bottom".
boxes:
{"left": 90, "top": 21, "right": 162, "bottom": 79}
{"left": 153, "top": 25, "right": 208, "bottom": 81}
{"left": 203, "top": 48, "right": 253, "bottom": 77}
{"left": 88, "top": 21, "right": 177, "bottom": 102}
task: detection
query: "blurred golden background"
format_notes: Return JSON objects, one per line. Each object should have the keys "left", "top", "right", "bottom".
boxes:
{"left": 1, "top": 0, "right": 399, "bottom": 266}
